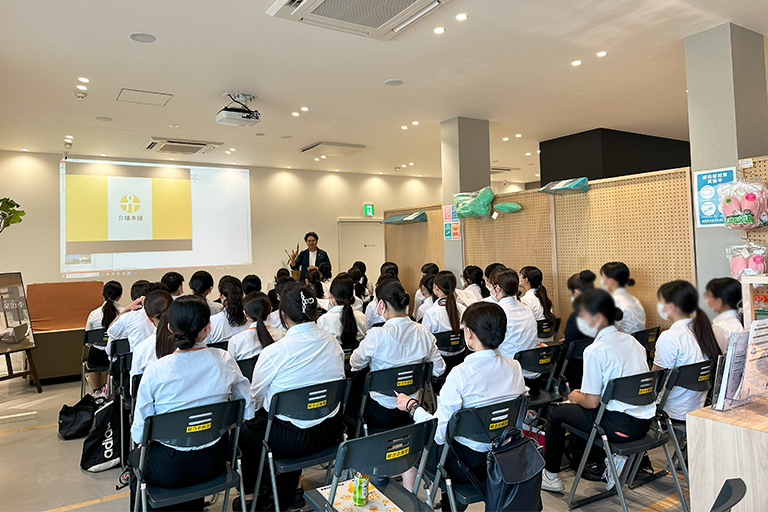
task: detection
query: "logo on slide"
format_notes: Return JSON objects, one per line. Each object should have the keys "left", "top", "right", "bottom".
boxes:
{"left": 119, "top": 194, "right": 141, "bottom": 213}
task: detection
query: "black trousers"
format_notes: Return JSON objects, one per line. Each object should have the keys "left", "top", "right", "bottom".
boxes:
{"left": 544, "top": 404, "right": 651, "bottom": 472}
{"left": 363, "top": 396, "right": 413, "bottom": 433}
{"left": 423, "top": 441, "right": 485, "bottom": 512}
{"left": 238, "top": 409, "right": 344, "bottom": 499}
{"left": 128, "top": 437, "right": 229, "bottom": 511}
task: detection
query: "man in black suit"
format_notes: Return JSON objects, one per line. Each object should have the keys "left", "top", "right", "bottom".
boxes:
{"left": 290, "top": 231, "right": 331, "bottom": 282}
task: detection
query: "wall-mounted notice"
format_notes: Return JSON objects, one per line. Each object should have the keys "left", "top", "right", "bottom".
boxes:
{"left": 693, "top": 167, "right": 735, "bottom": 228}
{"left": 443, "top": 205, "right": 460, "bottom": 240}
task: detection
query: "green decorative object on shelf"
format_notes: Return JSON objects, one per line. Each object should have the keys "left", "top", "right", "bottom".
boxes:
{"left": 0, "top": 197, "right": 26, "bottom": 234}
{"left": 456, "top": 186, "right": 495, "bottom": 218}
{"left": 494, "top": 202, "right": 522, "bottom": 213}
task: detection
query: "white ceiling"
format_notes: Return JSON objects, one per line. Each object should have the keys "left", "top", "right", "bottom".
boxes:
{"left": 1, "top": 0, "right": 768, "bottom": 184}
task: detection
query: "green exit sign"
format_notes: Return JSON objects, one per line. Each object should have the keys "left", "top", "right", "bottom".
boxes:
{"left": 363, "top": 204, "right": 375, "bottom": 216}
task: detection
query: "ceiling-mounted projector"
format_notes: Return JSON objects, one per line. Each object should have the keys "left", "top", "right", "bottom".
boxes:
{"left": 216, "top": 93, "right": 260, "bottom": 127}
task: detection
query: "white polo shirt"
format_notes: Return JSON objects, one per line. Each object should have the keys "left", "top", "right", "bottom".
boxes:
{"left": 415, "top": 296, "right": 434, "bottom": 323}
{"left": 85, "top": 301, "right": 124, "bottom": 331}
{"left": 496, "top": 297, "right": 539, "bottom": 378}
{"left": 317, "top": 305, "right": 367, "bottom": 345}
{"left": 413, "top": 288, "right": 427, "bottom": 317}
{"left": 206, "top": 311, "right": 249, "bottom": 344}
{"left": 266, "top": 310, "right": 285, "bottom": 332}
{"left": 712, "top": 310, "right": 743, "bottom": 354}
{"left": 612, "top": 288, "right": 647, "bottom": 335}
{"left": 130, "top": 331, "right": 158, "bottom": 378}
{"left": 654, "top": 318, "right": 707, "bottom": 421}
{"left": 365, "top": 300, "right": 386, "bottom": 329}
{"left": 581, "top": 326, "right": 656, "bottom": 419}
{"left": 227, "top": 322, "right": 285, "bottom": 361}
{"left": 421, "top": 298, "right": 467, "bottom": 335}
{"left": 106, "top": 309, "right": 155, "bottom": 355}
{"left": 521, "top": 289, "right": 545, "bottom": 321}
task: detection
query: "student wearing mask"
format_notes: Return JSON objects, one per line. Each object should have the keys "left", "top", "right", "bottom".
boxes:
{"left": 129, "top": 290, "right": 174, "bottom": 378}
{"left": 242, "top": 274, "right": 262, "bottom": 295}
{"left": 482, "top": 263, "right": 506, "bottom": 303}
{"left": 365, "top": 262, "right": 399, "bottom": 328}
{"left": 350, "top": 279, "right": 446, "bottom": 432}
{"left": 415, "top": 274, "right": 436, "bottom": 323}
{"left": 227, "top": 292, "right": 283, "bottom": 364}
{"left": 519, "top": 266, "right": 557, "bottom": 341}
{"left": 268, "top": 268, "right": 291, "bottom": 311}
{"left": 189, "top": 270, "right": 224, "bottom": 315}
{"left": 458, "top": 265, "right": 490, "bottom": 306}
{"left": 106, "top": 280, "right": 158, "bottom": 354}
{"left": 352, "top": 260, "right": 373, "bottom": 299}
{"left": 422, "top": 271, "right": 468, "bottom": 376}
{"left": 317, "top": 273, "right": 367, "bottom": 349}
{"left": 600, "top": 262, "right": 646, "bottom": 334}
{"left": 397, "top": 302, "right": 527, "bottom": 509}
{"left": 84, "top": 281, "right": 123, "bottom": 392}
{"left": 238, "top": 284, "right": 345, "bottom": 511}
{"left": 706, "top": 277, "right": 743, "bottom": 353}
{"left": 129, "top": 295, "right": 254, "bottom": 512}
{"left": 345, "top": 267, "right": 367, "bottom": 312}
{"left": 541, "top": 289, "right": 655, "bottom": 493}
{"left": 562, "top": 270, "right": 597, "bottom": 345}
{"left": 160, "top": 271, "right": 184, "bottom": 299}
{"left": 413, "top": 262, "right": 439, "bottom": 318}
{"left": 207, "top": 276, "right": 248, "bottom": 343}
{"left": 267, "top": 276, "right": 295, "bottom": 331}
{"left": 654, "top": 280, "right": 722, "bottom": 422}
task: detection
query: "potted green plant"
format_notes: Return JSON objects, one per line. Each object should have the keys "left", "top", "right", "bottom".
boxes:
{"left": 0, "top": 198, "right": 25, "bottom": 234}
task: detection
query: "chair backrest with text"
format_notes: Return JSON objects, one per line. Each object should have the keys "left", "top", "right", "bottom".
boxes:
{"left": 446, "top": 395, "right": 528, "bottom": 446}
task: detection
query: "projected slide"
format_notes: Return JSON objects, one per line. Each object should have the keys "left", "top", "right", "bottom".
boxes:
{"left": 60, "top": 160, "right": 251, "bottom": 277}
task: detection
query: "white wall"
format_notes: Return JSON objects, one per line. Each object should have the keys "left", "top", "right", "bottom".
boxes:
{"left": 490, "top": 181, "right": 525, "bottom": 194}
{"left": 0, "top": 150, "right": 441, "bottom": 293}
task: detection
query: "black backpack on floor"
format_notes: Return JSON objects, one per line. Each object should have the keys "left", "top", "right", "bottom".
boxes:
{"left": 80, "top": 395, "right": 122, "bottom": 472}
{"left": 58, "top": 394, "right": 103, "bottom": 440}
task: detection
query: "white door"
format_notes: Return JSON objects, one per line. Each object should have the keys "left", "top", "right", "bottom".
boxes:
{"left": 337, "top": 220, "right": 385, "bottom": 275}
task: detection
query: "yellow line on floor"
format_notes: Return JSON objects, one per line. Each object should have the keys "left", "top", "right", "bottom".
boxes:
{"left": 41, "top": 491, "right": 130, "bottom": 512}
{"left": 0, "top": 422, "right": 56, "bottom": 435}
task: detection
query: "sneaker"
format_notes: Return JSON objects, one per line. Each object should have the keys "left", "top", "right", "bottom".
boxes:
{"left": 541, "top": 470, "right": 565, "bottom": 492}
{"left": 638, "top": 452, "right": 654, "bottom": 475}
{"left": 116, "top": 467, "right": 130, "bottom": 490}
{"left": 232, "top": 497, "right": 252, "bottom": 512}
{"left": 603, "top": 454, "right": 629, "bottom": 491}
{"left": 581, "top": 461, "right": 606, "bottom": 482}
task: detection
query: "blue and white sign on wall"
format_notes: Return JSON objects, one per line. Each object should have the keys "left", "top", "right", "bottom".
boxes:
{"left": 694, "top": 167, "right": 736, "bottom": 228}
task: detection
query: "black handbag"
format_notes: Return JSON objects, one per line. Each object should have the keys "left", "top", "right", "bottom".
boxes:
{"left": 58, "top": 394, "right": 101, "bottom": 440}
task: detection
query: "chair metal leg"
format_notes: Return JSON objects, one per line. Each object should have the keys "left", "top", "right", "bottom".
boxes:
{"left": 222, "top": 489, "right": 231, "bottom": 512}
{"left": 444, "top": 478, "right": 458, "bottom": 512}
{"left": 132, "top": 476, "right": 141, "bottom": 512}
{"left": 250, "top": 447, "right": 268, "bottom": 512}
{"left": 324, "top": 460, "right": 334, "bottom": 486}
{"left": 80, "top": 362, "right": 86, "bottom": 398}
{"left": 619, "top": 454, "right": 638, "bottom": 489}
{"left": 238, "top": 458, "right": 247, "bottom": 512}
{"left": 119, "top": 394, "right": 126, "bottom": 468}
{"left": 667, "top": 418, "right": 690, "bottom": 485}
{"left": 601, "top": 436, "right": 629, "bottom": 512}
{"left": 566, "top": 428, "right": 598, "bottom": 508}
{"left": 662, "top": 444, "right": 689, "bottom": 512}
{"left": 267, "top": 452, "right": 280, "bottom": 512}
{"left": 140, "top": 482, "right": 148, "bottom": 512}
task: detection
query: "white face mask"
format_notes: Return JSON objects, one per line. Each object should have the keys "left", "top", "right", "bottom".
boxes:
{"left": 576, "top": 316, "right": 600, "bottom": 338}
{"left": 657, "top": 302, "right": 670, "bottom": 321}
{"left": 600, "top": 278, "right": 610, "bottom": 291}
{"left": 570, "top": 296, "right": 575, "bottom": 303}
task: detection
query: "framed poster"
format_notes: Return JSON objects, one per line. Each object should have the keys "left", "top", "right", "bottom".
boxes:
{"left": 694, "top": 167, "right": 735, "bottom": 228}
{"left": 0, "top": 272, "right": 35, "bottom": 354}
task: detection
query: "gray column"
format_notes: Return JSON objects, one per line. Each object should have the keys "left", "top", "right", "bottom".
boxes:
{"left": 440, "top": 117, "right": 491, "bottom": 275}
{"left": 685, "top": 23, "right": 768, "bottom": 313}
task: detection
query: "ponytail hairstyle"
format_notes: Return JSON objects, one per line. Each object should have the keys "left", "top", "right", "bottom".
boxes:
{"left": 144, "top": 291, "right": 174, "bottom": 359}
{"left": 306, "top": 268, "right": 325, "bottom": 299}
{"left": 601, "top": 262, "right": 636, "bottom": 287}
{"left": 352, "top": 261, "right": 368, "bottom": 290}
{"left": 319, "top": 262, "right": 333, "bottom": 282}
{"left": 101, "top": 281, "right": 122, "bottom": 328}
{"left": 489, "top": 268, "right": 520, "bottom": 298}
{"left": 658, "top": 280, "right": 722, "bottom": 360}
{"left": 244, "top": 292, "right": 276, "bottom": 349}
{"left": 420, "top": 274, "right": 436, "bottom": 299}
{"left": 462, "top": 265, "right": 490, "bottom": 298}
{"left": 421, "top": 262, "right": 439, "bottom": 276}
{"left": 189, "top": 270, "right": 214, "bottom": 296}
{"left": 330, "top": 273, "right": 359, "bottom": 350}
{"left": 219, "top": 275, "right": 247, "bottom": 327}
{"left": 434, "top": 270, "right": 461, "bottom": 335}
{"left": 380, "top": 261, "right": 399, "bottom": 279}
{"left": 375, "top": 278, "right": 410, "bottom": 313}
{"left": 706, "top": 278, "right": 742, "bottom": 313}
{"left": 462, "top": 302, "right": 507, "bottom": 350}
{"left": 521, "top": 266, "right": 556, "bottom": 323}
{"left": 567, "top": 270, "right": 597, "bottom": 294}
{"left": 279, "top": 283, "right": 317, "bottom": 327}
{"left": 574, "top": 289, "right": 624, "bottom": 327}
{"left": 167, "top": 295, "right": 211, "bottom": 350}
{"left": 347, "top": 267, "right": 366, "bottom": 299}
{"left": 130, "top": 280, "right": 151, "bottom": 301}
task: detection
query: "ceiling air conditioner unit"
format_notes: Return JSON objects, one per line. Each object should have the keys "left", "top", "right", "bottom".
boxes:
{"left": 142, "top": 137, "right": 222, "bottom": 155}
{"left": 267, "top": 0, "right": 453, "bottom": 41}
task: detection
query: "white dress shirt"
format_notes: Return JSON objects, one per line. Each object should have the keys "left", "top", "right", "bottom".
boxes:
{"left": 581, "top": 326, "right": 656, "bottom": 419}
{"left": 131, "top": 343, "right": 254, "bottom": 447}
{"left": 86, "top": 301, "right": 124, "bottom": 331}
{"left": 413, "top": 288, "right": 426, "bottom": 317}
{"left": 712, "top": 310, "right": 743, "bottom": 354}
{"left": 482, "top": 295, "right": 499, "bottom": 304}
{"left": 317, "top": 305, "right": 367, "bottom": 345}
{"left": 207, "top": 299, "right": 224, "bottom": 316}
{"left": 654, "top": 318, "right": 708, "bottom": 421}
{"left": 266, "top": 310, "right": 285, "bottom": 331}
{"left": 308, "top": 250, "right": 317, "bottom": 267}
{"left": 414, "top": 350, "right": 528, "bottom": 452}
{"left": 350, "top": 316, "right": 446, "bottom": 408}
{"left": 365, "top": 300, "right": 386, "bottom": 329}
{"left": 421, "top": 299, "right": 467, "bottom": 336}
{"left": 352, "top": 296, "right": 364, "bottom": 313}
{"left": 250, "top": 322, "right": 345, "bottom": 428}
{"left": 520, "top": 288, "right": 545, "bottom": 320}
{"left": 227, "top": 322, "right": 285, "bottom": 361}
{"left": 415, "top": 297, "right": 434, "bottom": 323}
{"left": 130, "top": 331, "right": 158, "bottom": 378}
{"left": 496, "top": 297, "right": 540, "bottom": 378}
{"left": 106, "top": 309, "right": 155, "bottom": 355}
{"left": 612, "top": 288, "right": 647, "bottom": 335}
{"left": 206, "top": 311, "right": 249, "bottom": 344}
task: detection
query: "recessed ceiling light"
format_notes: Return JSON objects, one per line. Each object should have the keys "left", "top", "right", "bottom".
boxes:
{"left": 96, "top": 116, "right": 112, "bottom": 122}
{"left": 379, "top": 172, "right": 383, "bottom": 175}
{"left": 63, "top": 139, "right": 70, "bottom": 143}
{"left": 384, "top": 79, "right": 403, "bottom": 87}
{"left": 572, "top": 60, "right": 582, "bottom": 66}
{"left": 100, "top": 153, "right": 106, "bottom": 157}
{"left": 21, "top": 148, "right": 28, "bottom": 152}
{"left": 225, "top": 151, "right": 231, "bottom": 154}
{"left": 596, "top": 51, "right": 607, "bottom": 57}
{"left": 525, "top": 152, "right": 531, "bottom": 156}
{"left": 65, "top": 135, "right": 73, "bottom": 139}
{"left": 77, "top": 85, "right": 87, "bottom": 90}
{"left": 169, "top": 158, "right": 175, "bottom": 161}
{"left": 232, "top": 162, "right": 236, "bottom": 165}
{"left": 292, "top": 112, "right": 300, "bottom": 117}
{"left": 502, "top": 137, "right": 509, "bottom": 141}
{"left": 518, "top": 181, "right": 523, "bottom": 183}
{"left": 335, "top": 169, "right": 339, "bottom": 172}
{"left": 412, "top": 121, "right": 419, "bottom": 125}
{"left": 300, "top": 107, "right": 309, "bottom": 112}
{"left": 129, "top": 32, "right": 156, "bottom": 43}
{"left": 321, "top": 155, "right": 326, "bottom": 159}
{"left": 229, "top": 148, "right": 235, "bottom": 152}
{"left": 168, "top": 124, "right": 180, "bottom": 128}
{"left": 535, "top": 174, "right": 540, "bottom": 177}
{"left": 456, "top": 13, "right": 468, "bottom": 21}
{"left": 287, "top": 166, "right": 291, "bottom": 169}
{"left": 434, "top": 27, "right": 445, "bottom": 34}
{"left": 401, "top": 125, "right": 408, "bottom": 130}
{"left": 537, "top": 150, "right": 541, "bottom": 153}
{"left": 78, "top": 77, "right": 89, "bottom": 83}
{"left": 409, "top": 163, "right": 414, "bottom": 166}
{"left": 418, "top": 174, "right": 422, "bottom": 177}
{"left": 515, "top": 134, "right": 522, "bottom": 138}
{"left": 314, "top": 158, "right": 320, "bottom": 161}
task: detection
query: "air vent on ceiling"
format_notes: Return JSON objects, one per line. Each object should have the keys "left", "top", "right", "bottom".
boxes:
{"left": 267, "top": 0, "right": 453, "bottom": 40}
{"left": 300, "top": 141, "right": 366, "bottom": 156}
{"left": 491, "top": 166, "right": 521, "bottom": 174}
{"left": 143, "top": 137, "right": 222, "bottom": 155}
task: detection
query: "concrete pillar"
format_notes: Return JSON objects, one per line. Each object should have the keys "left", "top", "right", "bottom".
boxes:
{"left": 685, "top": 23, "right": 768, "bottom": 312}
{"left": 440, "top": 117, "right": 491, "bottom": 275}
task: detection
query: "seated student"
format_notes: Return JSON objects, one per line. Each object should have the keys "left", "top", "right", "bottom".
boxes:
{"left": 130, "top": 290, "right": 174, "bottom": 379}
{"left": 520, "top": 266, "right": 557, "bottom": 341}
{"left": 189, "top": 270, "right": 224, "bottom": 315}
{"left": 242, "top": 274, "right": 262, "bottom": 295}
{"left": 306, "top": 268, "right": 326, "bottom": 303}
{"left": 238, "top": 284, "right": 345, "bottom": 511}
{"left": 458, "top": 265, "right": 490, "bottom": 306}
{"left": 106, "top": 280, "right": 157, "bottom": 354}
{"left": 84, "top": 281, "right": 123, "bottom": 393}
{"left": 481, "top": 263, "right": 506, "bottom": 303}
{"left": 542, "top": 289, "right": 655, "bottom": 493}
{"left": 654, "top": 280, "right": 722, "bottom": 422}
{"left": 267, "top": 276, "right": 295, "bottom": 331}
{"left": 129, "top": 295, "right": 254, "bottom": 512}
{"left": 160, "top": 271, "right": 184, "bottom": 299}
{"left": 601, "top": 261, "right": 646, "bottom": 334}
{"left": 318, "top": 262, "right": 333, "bottom": 298}
{"left": 207, "top": 276, "right": 249, "bottom": 343}
{"left": 228, "top": 292, "right": 284, "bottom": 363}
{"left": 398, "top": 302, "right": 528, "bottom": 510}
{"left": 422, "top": 271, "right": 468, "bottom": 375}
{"left": 365, "top": 262, "right": 399, "bottom": 328}
{"left": 345, "top": 267, "right": 367, "bottom": 312}
{"left": 316, "top": 273, "right": 367, "bottom": 349}
{"left": 350, "top": 279, "right": 445, "bottom": 432}
{"left": 558, "top": 270, "right": 597, "bottom": 390}
{"left": 706, "top": 277, "right": 743, "bottom": 353}
{"left": 415, "top": 274, "right": 436, "bottom": 323}
{"left": 352, "top": 260, "right": 373, "bottom": 299}
{"left": 268, "top": 268, "right": 291, "bottom": 311}
{"left": 413, "top": 262, "right": 439, "bottom": 318}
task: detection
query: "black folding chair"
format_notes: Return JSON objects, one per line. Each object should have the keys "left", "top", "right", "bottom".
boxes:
{"left": 536, "top": 318, "right": 560, "bottom": 339}
{"left": 130, "top": 374, "right": 143, "bottom": 419}
{"left": 356, "top": 362, "right": 433, "bottom": 438}
{"left": 110, "top": 338, "right": 132, "bottom": 468}
{"left": 554, "top": 339, "right": 593, "bottom": 394}
{"left": 424, "top": 396, "right": 529, "bottom": 512}
{"left": 710, "top": 478, "right": 747, "bottom": 512}
{"left": 133, "top": 399, "right": 246, "bottom": 512}
{"left": 564, "top": 370, "right": 687, "bottom": 512}
{"left": 431, "top": 332, "right": 467, "bottom": 393}
{"left": 304, "top": 419, "right": 438, "bottom": 512}
{"left": 207, "top": 340, "right": 229, "bottom": 351}
{"left": 81, "top": 328, "right": 108, "bottom": 398}
{"left": 252, "top": 379, "right": 349, "bottom": 512}
{"left": 514, "top": 345, "right": 563, "bottom": 408}
{"left": 236, "top": 356, "right": 259, "bottom": 383}
{"left": 632, "top": 327, "right": 661, "bottom": 366}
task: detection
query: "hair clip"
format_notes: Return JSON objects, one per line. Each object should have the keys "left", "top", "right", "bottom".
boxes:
{"left": 300, "top": 291, "right": 315, "bottom": 313}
